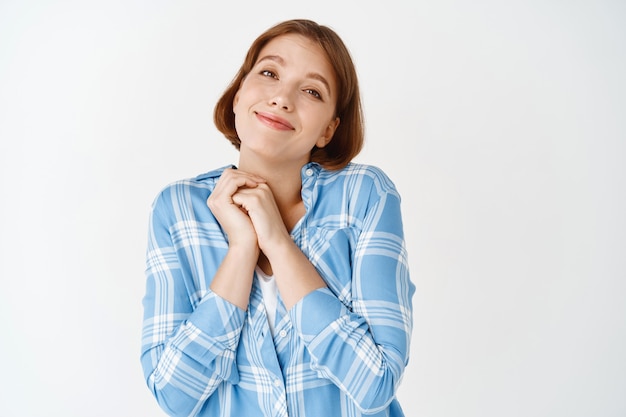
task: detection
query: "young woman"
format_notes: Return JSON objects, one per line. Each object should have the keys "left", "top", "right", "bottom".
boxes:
{"left": 141, "top": 19, "right": 415, "bottom": 417}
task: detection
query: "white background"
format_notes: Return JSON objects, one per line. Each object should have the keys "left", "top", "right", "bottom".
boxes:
{"left": 1, "top": 1, "right": 625, "bottom": 416}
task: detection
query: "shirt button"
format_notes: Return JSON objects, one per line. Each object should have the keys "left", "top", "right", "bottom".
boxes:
{"left": 273, "top": 379, "right": 281, "bottom": 387}
{"left": 305, "top": 168, "right": 314, "bottom": 177}
{"left": 279, "top": 329, "right": 288, "bottom": 338}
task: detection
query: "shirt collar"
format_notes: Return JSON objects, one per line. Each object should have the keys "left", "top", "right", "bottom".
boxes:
{"left": 195, "top": 163, "right": 322, "bottom": 181}
{"left": 194, "top": 164, "right": 236, "bottom": 181}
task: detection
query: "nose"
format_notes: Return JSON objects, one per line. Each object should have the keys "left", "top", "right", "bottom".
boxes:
{"left": 269, "top": 85, "right": 294, "bottom": 111}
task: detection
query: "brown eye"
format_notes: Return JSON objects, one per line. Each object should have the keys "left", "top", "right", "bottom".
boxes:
{"left": 261, "top": 70, "right": 277, "bottom": 79}
{"left": 305, "top": 89, "right": 321, "bottom": 99}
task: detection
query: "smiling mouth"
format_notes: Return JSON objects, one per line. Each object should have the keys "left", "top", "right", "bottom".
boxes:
{"left": 255, "top": 111, "right": 295, "bottom": 131}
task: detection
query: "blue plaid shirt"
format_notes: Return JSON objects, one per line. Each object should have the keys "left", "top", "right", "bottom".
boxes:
{"left": 141, "top": 162, "right": 415, "bottom": 417}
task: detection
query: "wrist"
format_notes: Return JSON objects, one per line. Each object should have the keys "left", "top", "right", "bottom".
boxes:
{"left": 262, "top": 234, "right": 298, "bottom": 263}
{"left": 227, "top": 241, "right": 260, "bottom": 264}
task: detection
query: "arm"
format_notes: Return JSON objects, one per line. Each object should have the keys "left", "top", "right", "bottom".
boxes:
{"left": 230, "top": 181, "right": 327, "bottom": 309}
{"left": 206, "top": 169, "right": 264, "bottom": 309}
{"left": 289, "top": 178, "right": 415, "bottom": 413}
{"left": 140, "top": 187, "right": 247, "bottom": 417}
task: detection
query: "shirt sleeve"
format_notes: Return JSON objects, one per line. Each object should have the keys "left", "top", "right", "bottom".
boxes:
{"left": 140, "top": 188, "right": 245, "bottom": 417}
{"left": 289, "top": 172, "right": 415, "bottom": 414}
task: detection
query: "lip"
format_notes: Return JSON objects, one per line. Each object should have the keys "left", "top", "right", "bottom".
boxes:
{"left": 255, "top": 111, "right": 295, "bottom": 131}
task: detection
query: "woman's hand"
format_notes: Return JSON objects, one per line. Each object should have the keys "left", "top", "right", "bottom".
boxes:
{"left": 231, "top": 182, "right": 292, "bottom": 254}
{"left": 207, "top": 168, "right": 269, "bottom": 309}
{"left": 207, "top": 168, "right": 265, "bottom": 250}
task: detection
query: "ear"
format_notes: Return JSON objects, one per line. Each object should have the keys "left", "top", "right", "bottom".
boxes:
{"left": 316, "top": 117, "right": 340, "bottom": 148}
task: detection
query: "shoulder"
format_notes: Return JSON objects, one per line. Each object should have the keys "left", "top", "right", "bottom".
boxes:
{"left": 193, "top": 164, "right": 236, "bottom": 182}
{"left": 319, "top": 162, "right": 400, "bottom": 198}
{"left": 150, "top": 165, "right": 233, "bottom": 213}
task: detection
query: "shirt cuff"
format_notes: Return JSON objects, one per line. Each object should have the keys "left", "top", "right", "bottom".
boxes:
{"left": 172, "top": 290, "right": 245, "bottom": 360}
{"left": 289, "top": 287, "right": 350, "bottom": 341}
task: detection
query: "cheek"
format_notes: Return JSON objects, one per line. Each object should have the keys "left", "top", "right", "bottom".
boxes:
{"left": 233, "top": 110, "right": 245, "bottom": 136}
{"left": 232, "top": 79, "right": 253, "bottom": 113}
{"left": 232, "top": 90, "right": 241, "bottom": 114}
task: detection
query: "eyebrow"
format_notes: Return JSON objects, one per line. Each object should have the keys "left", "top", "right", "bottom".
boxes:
{"left": 257, "top": 55, "right": 332, "bottom": 97}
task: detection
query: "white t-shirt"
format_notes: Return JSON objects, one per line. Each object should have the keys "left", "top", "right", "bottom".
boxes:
{"left": 255, "top": 266, "right": 278, "bottom": 335}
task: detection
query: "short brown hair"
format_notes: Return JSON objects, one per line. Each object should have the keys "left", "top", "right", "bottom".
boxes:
{"left": 213, "top": 19, "right": 364, "bottom": 170}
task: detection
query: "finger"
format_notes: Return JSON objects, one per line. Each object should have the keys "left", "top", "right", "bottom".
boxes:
{"left": 209, "top": 170, "right": 266, "bottom": 206}
{"left": 231, "top": 185, "right": 279, "bottom": 220}
{"left": 222, "top": 168, "right": 266, "bottom": 186}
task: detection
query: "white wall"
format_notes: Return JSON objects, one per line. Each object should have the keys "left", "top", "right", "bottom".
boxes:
{"left": 1, "top": 1, "right": 624, "bottom": 416}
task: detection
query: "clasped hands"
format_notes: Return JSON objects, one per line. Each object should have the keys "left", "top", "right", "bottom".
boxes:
{"left": 207, "top": 168, "right": 291, "bottom": 256}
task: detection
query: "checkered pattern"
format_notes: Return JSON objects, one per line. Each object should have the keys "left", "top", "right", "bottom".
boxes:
{"left": 141, "top": 162, "right": 414, "bottom": 416}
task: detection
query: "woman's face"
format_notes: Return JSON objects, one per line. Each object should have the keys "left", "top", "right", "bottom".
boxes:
{"left": 233, "top": 34, "right": 340, "bottom": 167}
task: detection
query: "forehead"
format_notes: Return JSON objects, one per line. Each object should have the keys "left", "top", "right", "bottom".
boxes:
{"left": 256, "top": 34, "right": 337, "bottom": 81}
{"left": 258, "top": 33, "right": 326, "bottom": 60}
